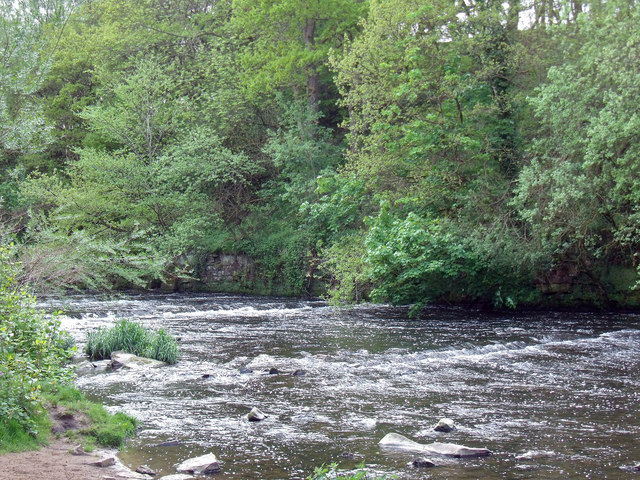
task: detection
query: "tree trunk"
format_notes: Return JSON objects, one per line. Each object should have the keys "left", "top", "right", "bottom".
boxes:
{"left": 303, "top": 18, "right": 319, "bottom": 112}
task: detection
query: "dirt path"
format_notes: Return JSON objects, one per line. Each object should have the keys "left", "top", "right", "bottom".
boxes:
{"left": 0, "top": 438, "right": 145, "bottom": 480}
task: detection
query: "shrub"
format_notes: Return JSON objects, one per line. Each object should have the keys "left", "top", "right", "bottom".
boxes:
{"left": 0, "top": 244, "right": 74, "bottom": 441}
{"left": 85, "top": 319, "right": 179, "bottom": 364}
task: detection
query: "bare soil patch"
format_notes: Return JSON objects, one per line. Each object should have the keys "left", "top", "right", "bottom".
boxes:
{"left": 0, "top": 438, "right": 142, "bottom": 480}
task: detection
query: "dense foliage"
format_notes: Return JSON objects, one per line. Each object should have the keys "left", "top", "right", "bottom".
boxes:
{"left": 2, "top": 0, "right": 640, "bottom": 309}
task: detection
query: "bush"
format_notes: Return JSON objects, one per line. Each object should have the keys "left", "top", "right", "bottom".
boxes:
{"left": 0, "top": 244, "right": 74, "bottom": 441}
{"left": 85, "top": 319, "right": 178, "bottom": 364}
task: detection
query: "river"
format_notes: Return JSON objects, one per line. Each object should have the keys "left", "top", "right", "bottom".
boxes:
{"left": 45, "top": 293, "right": 640, "bottom": 479}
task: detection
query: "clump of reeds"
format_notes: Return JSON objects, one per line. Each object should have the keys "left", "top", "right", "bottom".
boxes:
{"left": 85, "top": 319, "right": 178, "bottom": 364}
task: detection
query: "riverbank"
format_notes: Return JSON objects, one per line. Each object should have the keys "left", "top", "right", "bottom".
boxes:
{"left": 0, "top": 438, "right": 143, "bottom": 480}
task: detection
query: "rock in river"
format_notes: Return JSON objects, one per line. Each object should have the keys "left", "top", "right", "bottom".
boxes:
{"left": 379, "top": 433, "right": 491, "bottom": 458}
{"left": 176, "top": 453, "right": 221, "bottom": 475}
{"left": 111, "top": 351, "right": 166, "bottom": 370}
{"left": 247, "top": 407, "right": 268, "bottom": 422}
{"left": 434, "top": 418, "right": 456, "bottom": 433}
{"left": 411, "top": 457, "right": 437, "bottom": 468}
{"left": 136, "top": 465, "right": 157, "bottom": 475}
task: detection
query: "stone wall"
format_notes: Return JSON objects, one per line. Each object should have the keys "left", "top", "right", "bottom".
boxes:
{"left": 199, "top": 254, "right": 255, "bottom": 284}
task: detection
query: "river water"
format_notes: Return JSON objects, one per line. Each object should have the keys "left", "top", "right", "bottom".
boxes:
{"left": 45, "top": 293, "right": 640, "bottom": 479}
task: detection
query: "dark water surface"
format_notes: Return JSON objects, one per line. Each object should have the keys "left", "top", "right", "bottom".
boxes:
{"left": 45, "top": 293, "right": 640, "bottom": 479}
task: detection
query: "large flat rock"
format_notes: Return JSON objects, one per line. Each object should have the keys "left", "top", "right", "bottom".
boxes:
{"left": 379, "top": 433, "right": 491, "bottom": 458}
{"left": 111, "top": 351, "right": 166, "bottom": 369}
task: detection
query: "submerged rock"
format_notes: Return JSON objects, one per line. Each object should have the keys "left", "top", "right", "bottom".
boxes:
{"left": 434, "top": 418, "right": 456, "bottom": 433}
{"left": 292, "top": 369, "right": 307, "bottom": 376}
{"left": 411, "top": 457, "right": 437, "bottom": 468}
{"left": 136, "top": 465, "right": 157, "bottom": 476}
{"left": 111, "top": 351, "right": 166, "bottom": 370}
{"left": 379, "top": 433, "right": 491, "bottom": 458}
{"left": 239, "top": 367, "right": 253, "bottom": 374}
{"left": 176, "top": 453, "right": 221, "bottom": 475}
{"left": 74, "top": 360, "right": 96, "bottom": 374}
{"left": 153, "top": 440, "right": 182, "bottom": 447}
{"left": 247, "top": 407, "right": 268, "bottom": 422}
{"left": 268, "top": 367, "right": 280, "bottom": 375}
{"left": 515, "top": 450, "right": 555, "bottom": 460}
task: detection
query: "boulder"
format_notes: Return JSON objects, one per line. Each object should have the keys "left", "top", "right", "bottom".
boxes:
{"left": 426, "top": 442, "right": 491, "bottom": 458}
{"left": 292, "top": 369, "right": 307, "bottom": 376}
{"left": 411, "top": 457, "right": 437, "bottom": 468}
{"left": 379, "top": 433, "right": 491, "bottom": 458}
{"left": 268, "top": 368, "right": 280, "bottom": 375}
{"left": 111, "top": 351, "right": 166, "bottom": 370}
{"left": 176, "top": 453, "right": 221, "bottom": 475}
{"left": 247, "top": 407, "right": 268, "bottom": 422}
{"left": 434, "top": 418, "right": 456, "bottom": 433}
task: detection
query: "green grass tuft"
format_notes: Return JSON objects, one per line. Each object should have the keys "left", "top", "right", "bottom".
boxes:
{"left": 44, "top": 385, "right": 138, "bottom": 449}
{"left": 85, "top": 319, "right": 179, "bottom": 364}
{"left": 0, "top": 416, "right": 50, "bottom": 453}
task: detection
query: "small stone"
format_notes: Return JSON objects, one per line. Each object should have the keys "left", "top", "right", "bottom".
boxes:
{"left": 88, "top": 457, "right": 116, "bottom": 467}
{"left": 411, "top": 457, "right": 437, "bottom": 468}
{"left": 268, "top": 367, "right": 279, "bottom": 375}
{"left": 434, "top": 418, "right": 456, "bottom": 433}
{"left": 70, "top": 444, "right": 86, "bottom": 455}
{"left": 247, "top": 407, "right": 268, "bottom": 422}
{"left": 136, "top": 465, "right": 157, "bottom": 476}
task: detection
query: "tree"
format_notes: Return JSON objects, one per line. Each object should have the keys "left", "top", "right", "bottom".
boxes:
{"left": 23, "top": 56, "right": 262, "bottom": 288}
{"left": 231, "top": 0, "right": 366, "bottom": 111}
{"left": 513, "top": 0, "right": 640, "bottom": 301}
{"left": 322, "top": 0, "right": 539, "bottom": 307}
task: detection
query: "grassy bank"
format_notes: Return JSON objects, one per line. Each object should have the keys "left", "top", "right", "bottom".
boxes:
{"left": 1, "top": 384, "right": 138, "bottom": 454}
